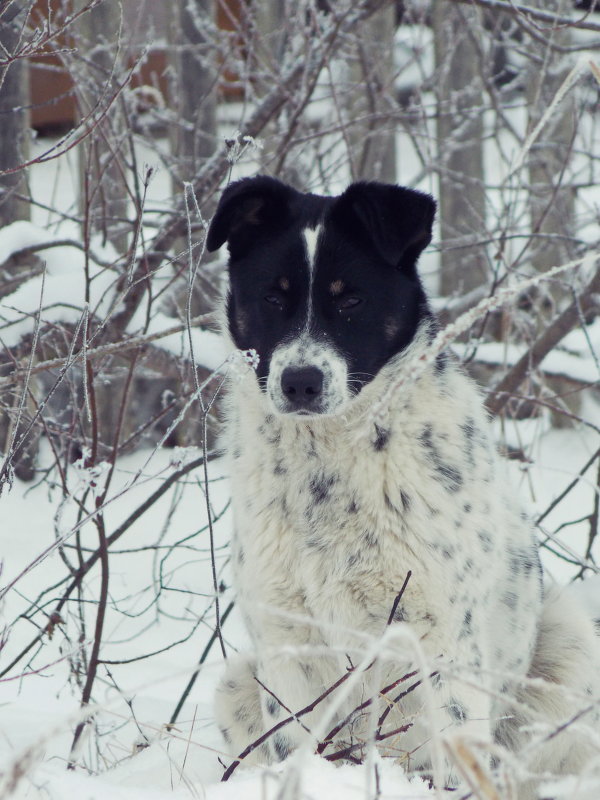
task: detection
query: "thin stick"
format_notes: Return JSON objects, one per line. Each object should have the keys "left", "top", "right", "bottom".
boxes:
{"left": 386, "top": 571, "right": 412, "bottom": 626}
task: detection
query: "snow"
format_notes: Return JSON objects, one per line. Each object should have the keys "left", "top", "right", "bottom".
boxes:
{"left": 0, "top": 222, "right": 119, "bottom": 348}
{"left": 0, "top": 220, "right": 67, "bottom": 260}
{"left": 2, "top": 752, "right": 431, "bottom": 800}
{"left": 0, "top": 134, "right": 235, "bottom": 375}
{"left": 561, "top": 317, "right": 600, "bottom": 358}
{"left": 453, "top": 339, "right": 600, "bottom": 384}
{"left": 124, "top": 308, "right": 229, "bottom": 371}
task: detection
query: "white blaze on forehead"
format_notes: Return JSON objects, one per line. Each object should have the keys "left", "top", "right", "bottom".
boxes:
{"left": 302, "top": 223, "right": 322, "bottom": 330}
{"left": 302, "top": 224, "right": 322, "bottom": 272}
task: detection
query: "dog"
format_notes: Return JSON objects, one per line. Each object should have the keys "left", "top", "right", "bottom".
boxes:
{"left": 206, "top": 176, "right": 600, "bottom": 795}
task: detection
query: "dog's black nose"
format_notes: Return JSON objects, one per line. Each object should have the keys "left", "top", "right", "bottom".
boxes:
{"left": 281, "top": 366, "right": 324, "bottom": 408}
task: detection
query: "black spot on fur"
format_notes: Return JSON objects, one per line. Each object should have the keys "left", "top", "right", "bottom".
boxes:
{"left": 463, "top": 503, "right": 472, "bottom": 513}
{"left": 238, "top": 547, "right": 245, "bottom": 564}
{"left": 447, "top": 699, "right": 468, "bottom": 723}
{"left": 273, "top": 733, "right": 291, "bottom": 761}
{"left": 461, "top": 419, "right": 475, "bottom": 439}
{"left": 438, "top": 464, "right": 463, "bottom": 493}
{"left": 470, "top": 642, "right": 483, "bottom": 669}
{"left": 461, "top": 419, "right": 476, "bottom": 467}
{"left": 309, "top": 473, "right": 337, "bottom": 504}
{"left": 220, "top": 726, "right": 231, "bottom": 744}
{"left": 435, "top": 352, "right": 448, "bottom": 374}
{"left": 305, "top": 429, "right": 318, "bottom": 458}
{"left": 373, "top": 424, "right": 390, "bottom": 451}
{"left": 502, "top": 590, "right": 518, "bottom": 610}
{"left": 477, "top": 530, "right": 494, "bottom": 553}
{"left": 363, "top": 530, "right": 378, "bottom": 548}
{"left": 523, "top": 557, "right": 535, "bottom": 576}
{"left": 347, "top": 498, "right": 359, "bottom": 514}
{"left": 305, "top": 536, "right": 327, "bottom": 552}
{"left": 419, "top": 424, "right": 463, "bottom": 493}
{"left": 274, "top": 460, "right": 287, "bottom": 476}
{"left": 400, "top": 490, "right": 411, "bottom": 512}
{"left": 459, "top": 609, "right": 473, "bottom": 639}
{"left": 305, "top": 441, "right": 318, "bottom": 458}
{"left": 266, "top": 697, "right": 280, "bottom": 716}
{"left": 299, "top": 662, "right": 313, "bottom": 680}
{"left": 509, "top": 545, "right": 538, "bottom": 578}
{"left": 259, "top": 416, "right": 281, "bottom": 445}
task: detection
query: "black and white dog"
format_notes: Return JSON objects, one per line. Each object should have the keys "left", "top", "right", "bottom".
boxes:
{"left": 207, "top": 176, "right": 600, "bottom": 795}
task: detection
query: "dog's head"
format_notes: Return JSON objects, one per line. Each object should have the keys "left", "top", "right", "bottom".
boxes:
{"left": 207, "top": 176, "right": 435, "bottom": 417}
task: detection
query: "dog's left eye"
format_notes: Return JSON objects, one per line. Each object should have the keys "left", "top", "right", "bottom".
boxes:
{"left": 264, "top": 295, "right": 283, "bottom": 308}
{"left": 337, "top": 296, "right": 362, "bottom": 311}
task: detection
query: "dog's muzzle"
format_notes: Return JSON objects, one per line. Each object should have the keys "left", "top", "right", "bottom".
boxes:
{"left": 266, "top": 337, "right": 350, "bottom": 417}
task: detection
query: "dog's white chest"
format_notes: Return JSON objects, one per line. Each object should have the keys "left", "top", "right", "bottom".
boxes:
{"left": 225, "top": 364, "right": 541, "bottom": 681}
{"left": 230, "top": 387, "right": 484, "bottom": 647}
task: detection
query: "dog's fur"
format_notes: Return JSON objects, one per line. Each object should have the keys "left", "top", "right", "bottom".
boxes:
{"left": 207, "top": 176, "right": 600, "bottom": 795}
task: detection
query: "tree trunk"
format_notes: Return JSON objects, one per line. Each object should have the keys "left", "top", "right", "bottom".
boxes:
{"left": 345, "top": 4, "right": 397, "bottom": 184}
{"left": 170, "top": 0, "right": 218, "bottom": 182}
{"left": 168, "top": 0, "right": 219, "bottom": 322}
{"left": 0, "top": 3, "right": 38, "bottom": 481}
{"left": 433, "top": 1, "right": 486, "bottom": 297}
{"left": 526, "top": 0, "right": 576, "bottom": 278}
{"left": 74, "top": 0, "right": 129, "bottom": 254}
{"left": 0, "top": 2, "right": 29, "bottom": 228}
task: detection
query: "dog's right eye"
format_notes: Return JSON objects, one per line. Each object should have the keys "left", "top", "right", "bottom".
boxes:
{"left": 264, "top": 295, "right": 283, "bottom": 308}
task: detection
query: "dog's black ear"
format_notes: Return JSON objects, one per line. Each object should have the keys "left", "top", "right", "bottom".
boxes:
{"left": 333, "top": 182, "right": 436, "bottom": 271}
{"left": 206, "top": 176, "right": 295, "bottom": 256}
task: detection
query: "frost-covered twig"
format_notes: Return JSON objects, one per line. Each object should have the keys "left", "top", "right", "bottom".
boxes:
{"left": 487, "top": 262, "right": 600, "bottom": 416}
{"left": 506, "top": 59, "right": 587, "bottom": 179}
{"left": 371, "top": 253, "right": 599, "bottom": 428}
{"left": 0, "top": 451, "right": 209, "bottom": 676}
{"left": 0, "top": 312, "right": 215, "bottom": 389}
{"left": 454, "top": 0, "right": 600, "bottom": 34}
